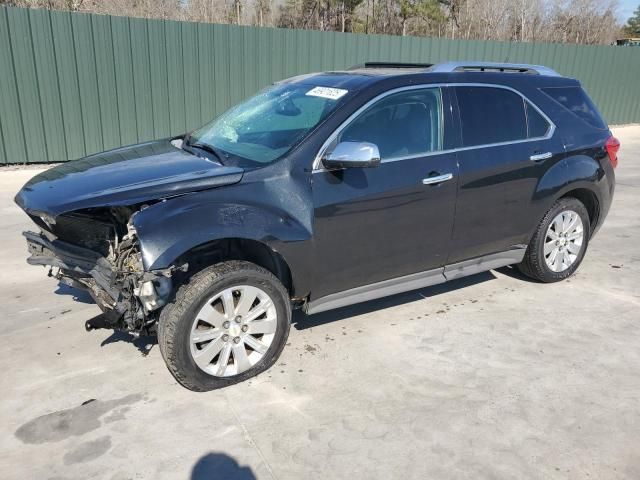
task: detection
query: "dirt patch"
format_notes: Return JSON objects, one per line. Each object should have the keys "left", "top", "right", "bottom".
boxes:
{"left": 63, "top": 436, "right": 112, "bottom": 465}
{"left": 15, "top": 394, "right": 142, "bottom": 444}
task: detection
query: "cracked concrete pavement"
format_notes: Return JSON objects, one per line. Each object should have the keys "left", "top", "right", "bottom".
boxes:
{"left": 0, "top": 126, "right": 638, "bottom": 479}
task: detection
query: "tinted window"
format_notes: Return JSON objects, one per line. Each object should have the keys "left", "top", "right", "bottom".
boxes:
{"left": 456, "top": 87, "right": 527, "bottom": 147}
{"left": 525, "top": 102, "right": 551, "bottom": 138}
{"left": 541, "top": 86, "right": 606, "bottom": 129}
{"left": 338, "top": 88, "right": 442, "bottom": 160}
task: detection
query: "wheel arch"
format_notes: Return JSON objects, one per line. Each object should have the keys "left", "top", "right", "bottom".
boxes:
{"left": 170, "top": 237, "right": 295, "bottom": 296}
{"left": 131, "top": 192, "right": 314, "bottom": 297}
{"left": 534, "top": 152, "right": 606, "bottom": 238}
{"left": 558, "top": 187, "right": 600, "bottom": 234}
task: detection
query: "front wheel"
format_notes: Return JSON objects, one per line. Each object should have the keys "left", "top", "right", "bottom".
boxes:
{"left": 158, "top": 261, "right": 291, "bottom": 391}
{"left": 518, "top": 197, "right": 590, "bottom": 283}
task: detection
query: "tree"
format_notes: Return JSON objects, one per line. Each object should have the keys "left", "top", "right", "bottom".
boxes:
{"left": 253, "top": 0, "right": 272, "bottom": 26}
{"left": 397, "top": 0, "right": 445, "bottom": 36}
{"left": 623, "top": 5, "right": 640, "bottom": 36}
{"left": 2, "top": 0, "right": 626, "bottom": 45}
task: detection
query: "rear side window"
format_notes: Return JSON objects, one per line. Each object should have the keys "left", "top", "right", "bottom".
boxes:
{"left": 456, "top": 87, "right": 528, "bottom": 147}
{"left": 541, "top": 86, "right": 606, "bottom": 129}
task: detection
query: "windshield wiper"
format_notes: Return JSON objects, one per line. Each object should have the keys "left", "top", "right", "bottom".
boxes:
{"left": 183, "top": 135, "right": 226, "bottom": 165}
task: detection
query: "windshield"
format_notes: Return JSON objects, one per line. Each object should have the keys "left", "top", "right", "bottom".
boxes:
{"left": 187, "top": 83, "right": 349, "bottom": 167}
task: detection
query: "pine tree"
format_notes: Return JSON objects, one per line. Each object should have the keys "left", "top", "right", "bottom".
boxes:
{"left": 624, "top": 5, "right": 640, "bottom": 36}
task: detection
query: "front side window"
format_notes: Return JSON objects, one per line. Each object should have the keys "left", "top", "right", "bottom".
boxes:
{"left": 456, "top": 86, "right": 528, "bottom": 147}
{"left": 337, "top": 88, "right": 443, "bottom": 161}
{"left": 189, "top": 83, "right": 348, "bottom": 167}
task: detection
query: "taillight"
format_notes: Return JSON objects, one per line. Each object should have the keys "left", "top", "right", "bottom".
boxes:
{"left": 605, "top": 136, "right": 620, "bottom": 168}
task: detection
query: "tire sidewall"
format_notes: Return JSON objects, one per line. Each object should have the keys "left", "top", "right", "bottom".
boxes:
{"left": 166, "top": 263, "right": 291, "bottom": 390}
{"left": 536, "top": 199, "right": 590, "bottom": 281}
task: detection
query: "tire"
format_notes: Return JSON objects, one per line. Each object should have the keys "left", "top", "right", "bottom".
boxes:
{"left": 158, "top": 260, "right": 291, "bottom": 391}
{"left": 518, "top": 197, "right": 590, "bottom": 283}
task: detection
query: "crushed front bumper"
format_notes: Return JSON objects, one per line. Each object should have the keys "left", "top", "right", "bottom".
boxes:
{"left": 24, "top": 231, "right": 120, "bottom": 310}
{"left": 24, "top": 231, "right": 174, "bottom": 332}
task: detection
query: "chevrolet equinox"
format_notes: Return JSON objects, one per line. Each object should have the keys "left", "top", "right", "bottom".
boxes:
{"left": 15, "top": 61, "right": 619, "bottom": 391}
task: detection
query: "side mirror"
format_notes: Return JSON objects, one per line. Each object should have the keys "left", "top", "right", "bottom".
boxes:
{"left": 322, "top": 141, "right": 381, "bottom": 169}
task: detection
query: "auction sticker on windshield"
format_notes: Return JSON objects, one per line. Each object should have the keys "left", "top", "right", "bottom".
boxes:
{"left": 306, "top": 86, "right": 348, "bottom": 100}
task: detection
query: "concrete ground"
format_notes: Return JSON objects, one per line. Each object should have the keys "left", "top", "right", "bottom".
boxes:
{"left": 1, "top": 126, "right": 638, "bottom": 480}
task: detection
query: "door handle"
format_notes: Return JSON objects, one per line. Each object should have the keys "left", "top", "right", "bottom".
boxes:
{"left": 529, "top": 152, "right": 553, "bottom": 161}
{"left": 422, "top": 173, "right": 453, "bottom": 185}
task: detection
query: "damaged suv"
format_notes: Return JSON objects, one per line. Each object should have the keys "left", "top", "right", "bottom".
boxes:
{"left": 16, "top": 62, "right": 617, "bottom": 391}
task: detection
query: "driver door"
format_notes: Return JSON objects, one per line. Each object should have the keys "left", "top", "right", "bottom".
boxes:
{"left": 311, "top": 86, "right": 459, "bottom": 300}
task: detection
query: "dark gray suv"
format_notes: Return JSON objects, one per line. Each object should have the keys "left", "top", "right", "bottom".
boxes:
{"left": 16, "top": 61, "right": 618, "bottom": 390}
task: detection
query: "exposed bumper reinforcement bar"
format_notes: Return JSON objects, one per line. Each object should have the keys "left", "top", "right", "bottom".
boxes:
{"left": 23, "top": 231, "right": 119, "bottom": 301}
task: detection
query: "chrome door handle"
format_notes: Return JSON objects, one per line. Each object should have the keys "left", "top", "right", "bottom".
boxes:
{"left": 422, "top": 173, "right": 453, "bottom": 185}
{"left": 530, "top": 152, "right": 553, "bottom": 161}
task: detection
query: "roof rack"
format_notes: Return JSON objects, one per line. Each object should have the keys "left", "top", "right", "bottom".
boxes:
{"left": 429, "top": 61, "right": 561, "bottom": 76}
{"left": 349, "top": 62, "right": 434, "bottom": 70}
{"left": 348, "top": 60, "right": 561, "bottom": 77}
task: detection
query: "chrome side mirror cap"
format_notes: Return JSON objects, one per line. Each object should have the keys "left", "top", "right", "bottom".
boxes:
{"left": 322, "top": 141, "right": 381, "bottom": 169}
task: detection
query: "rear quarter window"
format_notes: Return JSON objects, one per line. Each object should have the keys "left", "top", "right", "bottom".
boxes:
{"left": 525, "top": 102, "right": 551, "bottom": 138}
{"left": 541, "top": 86, "right": 606, "bottom": 129}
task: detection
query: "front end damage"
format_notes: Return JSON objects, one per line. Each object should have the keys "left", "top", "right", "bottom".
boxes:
{"left": 24, "top": 207, "right": 184, "bottom": 334}
{"left": 14, "top": 138, "right": 246, "bottom": 335}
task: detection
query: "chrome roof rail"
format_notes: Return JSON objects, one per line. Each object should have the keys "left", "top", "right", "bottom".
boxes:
{"left": 429, "top": 61, "right": 561, "bottom": 77}
{"left": 349, "top": 62, "right": 434, "bottom": 70}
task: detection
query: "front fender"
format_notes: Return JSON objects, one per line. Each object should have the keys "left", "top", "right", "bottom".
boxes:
{"left": 133, "top": 195, "right": 312, "bottom": 272}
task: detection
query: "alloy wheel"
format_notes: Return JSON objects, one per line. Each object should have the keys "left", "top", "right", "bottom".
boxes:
{"left": 544, "top": 210, "right": 584, "bottom": 273}
{"left": 189, "top": 285, "right": 277, "bottom": 377}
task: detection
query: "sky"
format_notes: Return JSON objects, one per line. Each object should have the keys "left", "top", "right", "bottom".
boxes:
{"left": 619, "top": 0, "right": 638, "bottom": 23}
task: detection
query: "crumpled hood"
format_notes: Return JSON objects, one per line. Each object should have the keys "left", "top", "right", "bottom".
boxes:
{"left": 15, "top": 139, "right": 244, "bottom": 217}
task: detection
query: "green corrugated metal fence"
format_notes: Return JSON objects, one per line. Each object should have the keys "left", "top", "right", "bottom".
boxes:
{"left": 1, "top": 5, "right": 639, "bottom": 164}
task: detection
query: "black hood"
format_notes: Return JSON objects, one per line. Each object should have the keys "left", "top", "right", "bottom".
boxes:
{"left": 15, "top": 139, "right": 243, "bottom": 217}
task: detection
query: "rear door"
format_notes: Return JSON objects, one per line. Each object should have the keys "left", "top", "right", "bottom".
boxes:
{"left": 448, "top": 85, "right": 565, "bottom": 264}
{"left": 311, "top": 86, "right": 459, "bottom": 298}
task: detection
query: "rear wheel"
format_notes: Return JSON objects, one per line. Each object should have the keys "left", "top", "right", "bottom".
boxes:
{"left": 158, "top": 261, "right": 291, "bottom": 391}
{"left": 518, "top": 197, "right": 590, "bottom": 282}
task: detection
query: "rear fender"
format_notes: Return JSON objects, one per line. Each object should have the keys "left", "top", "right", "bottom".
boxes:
{"left": 531, "top": 152, "right": 607, "bottom": 237}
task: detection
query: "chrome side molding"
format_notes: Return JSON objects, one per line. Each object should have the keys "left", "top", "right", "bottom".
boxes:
{"left": 443, "top": 249, "right": 526, "bottom": 281}
{"left": 305, "top": 269, "right": 446, "bottom": 315}
{"left": 304, "top": 248, "right": 526, "bottom": 315}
